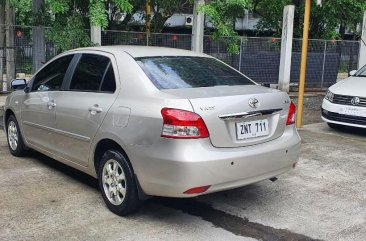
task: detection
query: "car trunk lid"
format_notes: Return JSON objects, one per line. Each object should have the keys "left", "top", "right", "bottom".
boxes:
{"left": 162, "top": 85, "right": 291, "bottom": 148}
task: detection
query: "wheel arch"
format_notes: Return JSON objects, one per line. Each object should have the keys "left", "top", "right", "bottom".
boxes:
{"left": 92, "top": 138, "right": 149, "bottom": 200}
{"left": 4, "top": 108, "right": 16, "bottom": 131}
{"left": 93, "top": 138, "right": 131, "bottom": 175}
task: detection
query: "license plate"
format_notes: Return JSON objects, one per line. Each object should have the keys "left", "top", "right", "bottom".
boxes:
{"left": 236, "top": 119, "right": 269, "bottom": 140}
{"left": 340, "top": 107, "right": 366, "bottom": 117}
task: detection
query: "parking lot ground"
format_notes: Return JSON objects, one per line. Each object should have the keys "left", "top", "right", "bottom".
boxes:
{"left": 0, "top": 122, "right": 365, "bottom": 241}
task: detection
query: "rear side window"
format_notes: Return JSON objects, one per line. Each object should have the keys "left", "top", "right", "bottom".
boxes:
{"left": 101, "top": 64, "right": 116, "bottom": 92}
{"left": 136, "top": 56, "right": 254, "bottom": 89}
{"left": 70, "top": 54, "right": 116, "bottom": 92}
{"left": 32, "top": 54, "right": 74, "bottom": 92}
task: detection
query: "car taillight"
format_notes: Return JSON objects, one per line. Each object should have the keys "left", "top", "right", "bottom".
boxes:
{"left": 286, "top": 101, "right": 296, "bottom": 125}
{"left": 161, "top": 108, "right": 209, "bottom": 139}
{"left": 183, "top": 185, "right": 211, "bottom": 194}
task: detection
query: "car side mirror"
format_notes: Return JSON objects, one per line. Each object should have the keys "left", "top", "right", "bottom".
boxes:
{"left": 349, "top": 70, "right": 357, "bottom": 76}
{"left": 24, "top": 85, "right": 30, "bottom": 93}
{"left": 10, "top": 79, "right": 27, "bottom": 90}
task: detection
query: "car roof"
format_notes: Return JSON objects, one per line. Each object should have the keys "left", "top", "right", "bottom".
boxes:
{"left": 69, "top": 45, "right": 211, "bottom": 58}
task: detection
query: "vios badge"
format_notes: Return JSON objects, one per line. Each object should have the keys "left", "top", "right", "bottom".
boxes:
{"left": 248, "top": 98, "right": 260, "bottom": 108}
{"left": 351, "top": 97, "right": 360, "bottom": 106}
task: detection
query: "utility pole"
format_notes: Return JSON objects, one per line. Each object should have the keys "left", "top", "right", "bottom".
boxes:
{"left": 146, "top": 0, "right": 151, "bottom": 44}
{"left": 296, "top": 0, "right": 311, "bottom": 128}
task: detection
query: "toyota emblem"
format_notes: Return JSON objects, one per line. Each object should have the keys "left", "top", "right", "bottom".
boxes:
{"left": 248, "top": 98, "right": 260, "bottom": 108}
{"left": 351, "top": 97, "right": 360, "bottom": 106}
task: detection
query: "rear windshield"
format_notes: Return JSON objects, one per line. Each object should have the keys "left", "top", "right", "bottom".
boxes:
{"left": 136, "top": 56, "right": 254, "bottom": 89}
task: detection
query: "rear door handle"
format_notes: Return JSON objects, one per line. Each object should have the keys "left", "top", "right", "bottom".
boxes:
{"left": 88, "top": 104, "right": 103, "bottom": 115}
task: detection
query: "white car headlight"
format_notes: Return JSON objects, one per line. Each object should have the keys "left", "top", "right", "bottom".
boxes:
{"left": 325, "top": 90, "right": 334, "bottom": 102}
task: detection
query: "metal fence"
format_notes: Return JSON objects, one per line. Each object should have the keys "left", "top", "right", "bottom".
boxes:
{"left": 0, "top": 25, "right": 361, "bottom": 91}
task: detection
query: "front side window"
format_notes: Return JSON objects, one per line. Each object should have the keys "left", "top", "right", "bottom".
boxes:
{"left": 355, "top": 65, "right": 366, "bottom": 77}
{"left": 32, "top": 55, "right": 74, "bottom": 91}
{"left": 136, "top": 56, "right": 254, "bottom": 90}
{"left": 69, "top": 54, "right": 115, "bottom": 92}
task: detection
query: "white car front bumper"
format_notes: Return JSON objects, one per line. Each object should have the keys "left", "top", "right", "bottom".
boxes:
{"left": 321, "top": 98, "right": 366, "bottom": 128}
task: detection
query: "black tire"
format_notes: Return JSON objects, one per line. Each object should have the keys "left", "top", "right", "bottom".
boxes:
{"left": 98, "top": 150, "right": 141, "bottom": 216}
{"left": 6, "top": 115, "right": 27, "bottom": 156}
{"left": 327, "top": 123, "right": 344, "bottom": 130}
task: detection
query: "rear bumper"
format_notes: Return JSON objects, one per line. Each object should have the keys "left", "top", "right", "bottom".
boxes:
{"left": 129, "top": 125, "right": 301, "bottom": 198}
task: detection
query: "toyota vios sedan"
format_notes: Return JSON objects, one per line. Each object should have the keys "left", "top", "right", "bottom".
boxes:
{"left": 322, "top": 64, "right": 366, "bottom": 129}
{"left": 4, "top": 46, "right": 301, "bottom": 215}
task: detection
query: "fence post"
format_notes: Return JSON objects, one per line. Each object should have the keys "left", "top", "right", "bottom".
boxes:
{"left": 90, "top": 26, "right": 102, "bottom": 46}
{"left": 32, "top": 0, "right": 46, "bottom": 74}
{"left": 5, "top": 2, "right": 15, "bottom": 89}
{"left": 238, "top": 37, "right": 243, "bottom": 72}
{"left": 278, "top": 5, "right": 295, "bottom": 92}
{"left": 0, "top": 2, "right": 4, "bottom": 92}
{"left": 320, "top": 41, "right": 327, "bottom": 88}
{"left": 191, "top": 0, "right": 204, "bottom": 53}
{"left": 359, "top": 12, "right": 366, "bottom": 68}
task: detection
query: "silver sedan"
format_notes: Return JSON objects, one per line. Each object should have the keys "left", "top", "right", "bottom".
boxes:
{"left": 3, "top": 46, "right": 301, "bottom": 215}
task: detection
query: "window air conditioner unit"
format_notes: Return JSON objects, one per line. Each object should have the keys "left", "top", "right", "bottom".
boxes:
{"left": 185, "top": 15, "right": 193, "bottom": 26}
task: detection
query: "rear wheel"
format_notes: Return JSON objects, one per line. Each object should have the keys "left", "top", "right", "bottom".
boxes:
{"left": 98, "top": 150, "right": 141, "bottom": 216}
{"left": 6, "top": 115, "right": 27, "bottom": 156}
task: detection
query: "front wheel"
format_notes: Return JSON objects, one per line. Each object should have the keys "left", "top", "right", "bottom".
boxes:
{"left": 98, "top": 150, "right": 141, "bottom": 216}
{"left": 6, "top": 115, "right": 27, "bottom": 156}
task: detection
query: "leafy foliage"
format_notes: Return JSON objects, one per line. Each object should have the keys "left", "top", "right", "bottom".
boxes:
{"left": 253, "top": 0, "right": 366, "bottom": 39}
{"left": 46, "top": 14, "right": 92, "bottom": 52}
{"left": 199, "top": 0, "right": 252, "bottom": 54}
{"left": 89, "top": 0, "right": 132, "bottom": 28}
{"left": 9, "top": 0, "right": 135, "bottom": 51}
{"left": 10, "top": 0, "right": 32, "bottom": 25}
{"left": 150, "top": 0, "right": 193, "bottom": 32}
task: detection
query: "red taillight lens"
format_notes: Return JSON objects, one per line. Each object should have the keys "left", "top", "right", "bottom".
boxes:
{"left": 183, "top": 185, "right": 211, "bottom": 194}
{"left": 161, "top": 108, "right": 209, "bottom": 139}
{"left": 286, "top": 101, "right": 296, "bottom": 125}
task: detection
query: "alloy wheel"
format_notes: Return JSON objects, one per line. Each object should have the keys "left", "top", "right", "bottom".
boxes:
{"left": 8, "top": 121, "right": 18, "bottom": 151}
{"left": 102, "top": 159, "right": 127, "bottom": 205}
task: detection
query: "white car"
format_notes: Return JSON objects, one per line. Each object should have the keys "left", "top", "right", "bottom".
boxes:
{"left": 322, "top": 65, "right": 366, "bottom": 129}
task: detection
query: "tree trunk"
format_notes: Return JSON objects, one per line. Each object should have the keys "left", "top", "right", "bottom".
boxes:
{"left": 0, "top": 1, "right": 5, "bottom": 91}
{"left": 32, "top": 0, "right": 46, "bottom": 73}
{"left": 5, "top": 0, "right": 15, "bottom": 90}
{"left": 292, "top": 0, "right": 301, "bottom": 36}
{"left": 339, "top": 20, "right": 346, "bottom": 39}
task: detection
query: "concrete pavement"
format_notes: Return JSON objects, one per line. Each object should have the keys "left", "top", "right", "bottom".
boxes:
{"left": 0, "top": 123, "right": 365, "bottom": 240}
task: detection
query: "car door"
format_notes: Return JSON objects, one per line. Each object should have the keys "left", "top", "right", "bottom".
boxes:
{"left": 21, "top": 54, "right": 75, "bottom": 152}
{"left": 52, "top": 52, "right": 119, "bottom": 166}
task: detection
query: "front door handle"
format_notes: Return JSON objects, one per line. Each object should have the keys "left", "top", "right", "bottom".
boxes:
{"left": 88, "top": 104, "right": 103, "bottom": 115}
{"left": 47, "top": 100, "right": 56, "bottom": 109}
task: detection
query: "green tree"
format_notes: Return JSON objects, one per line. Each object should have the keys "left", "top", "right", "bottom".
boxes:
{"left": 253, "top": 0, "right": 366, "bottom": 39}
{"left": 10, "top": 0, "right": 134, "bottom": 52}
{"left": 199, "top": 0, "right": 252, "bottom": 54}
{"left": 150, "top": 0, "right": 193, "bottom": 32}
